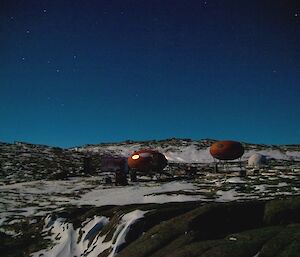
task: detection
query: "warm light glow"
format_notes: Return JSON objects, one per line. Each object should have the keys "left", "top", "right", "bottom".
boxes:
{"left": 132, "top": 154, "right": 140, "bottom": 160}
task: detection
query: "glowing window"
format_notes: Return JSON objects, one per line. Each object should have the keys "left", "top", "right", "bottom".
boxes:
{"left": 132, "top": 154, "right": 140, "bottom": 160}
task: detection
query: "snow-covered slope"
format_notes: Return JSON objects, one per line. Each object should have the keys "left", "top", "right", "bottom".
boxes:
{"left": 1, "top": 139, "right": 299, "bottom": 184}
{"left": 72, "top": 138, "right": 300, "bottom": 163}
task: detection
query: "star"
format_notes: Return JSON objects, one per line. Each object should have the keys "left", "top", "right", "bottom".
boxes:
{"left": 43, "top": 9, "right": 47, "bottom": 13}
{"left": 73, "top": 55, "right": 77, "bottom": 59}
{"left": 295, "top": 13, "right": 299, "bottom": 17}
{"left": 26, "top": 30, "right": 30, "bottom": 34}
{"left": 56, "top": 69, "right": 60, "bottom": 73}
{"left": 21, "top": 57, "right": 25, "bottom": 61}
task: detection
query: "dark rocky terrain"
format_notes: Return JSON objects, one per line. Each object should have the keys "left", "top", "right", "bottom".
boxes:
{"left": 1, "top": 196, "right": 300, "bottom": 257}
{"left": 0, "top": 141, "right": 103, "bottom": 184}
{"left": 0, "top": 139, "right": 299, "bottom": 257}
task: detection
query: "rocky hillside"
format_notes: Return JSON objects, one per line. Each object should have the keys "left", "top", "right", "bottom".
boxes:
{"left": 0, "top": 141, "right": 102, "bottom": 184}
{"left": 73, "top": 138, "right": 300, "bottom": 163}
{"left": 1, "top": 196, "right": 300, "bottom": 257}
{"left": 1, "top": 139, "right": 300, "bottom": 184}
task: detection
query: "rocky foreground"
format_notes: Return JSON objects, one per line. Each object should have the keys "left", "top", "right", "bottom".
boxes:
{"left": 1, "top": 196, "right": 300, "bottom": 257}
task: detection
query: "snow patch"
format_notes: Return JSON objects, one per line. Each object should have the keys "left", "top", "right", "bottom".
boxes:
{"left": 108, "top": 210, "right": 147, "bottom": 257}
{"left": 31, "top": 210, "right": 147, "bottom": 257}
{"left": 226, "top": 177, "right": 246, "bottom": 184}
{"left": 216, "top": 189, "right": 239, "bottom": 202}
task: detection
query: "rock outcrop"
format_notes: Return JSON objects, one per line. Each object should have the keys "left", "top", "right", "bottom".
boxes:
{"left": 1, "top": 196, "right": 300, "bottom": 257}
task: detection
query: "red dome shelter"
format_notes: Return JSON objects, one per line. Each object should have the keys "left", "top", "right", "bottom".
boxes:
{"left": 209, "top": 140, "right": 244, "bottom": 161}
{"left": 209, "top": 140, "right": 245, "bottom": 174}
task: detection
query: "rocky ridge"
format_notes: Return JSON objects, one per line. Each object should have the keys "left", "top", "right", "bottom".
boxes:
{"left": 1, "top": 138, "right": 300, "bottom": 184}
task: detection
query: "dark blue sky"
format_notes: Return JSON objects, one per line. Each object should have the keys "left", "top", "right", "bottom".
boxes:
{"left": 1, "top": 0, "right": 300, "bottom": 147}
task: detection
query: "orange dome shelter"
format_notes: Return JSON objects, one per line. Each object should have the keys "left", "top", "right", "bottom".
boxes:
{"left": 128, "top": 149, "right": 168, "bottom": 173}
{"left": 210, "top": 140, "right": 244, "bottom": 161}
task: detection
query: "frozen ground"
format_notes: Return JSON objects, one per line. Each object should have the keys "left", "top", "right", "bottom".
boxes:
{"left": 1, "top": 139, "right": 300, "bottom": 257}
{"left": 1, "top": 166, "right": 299, "bottom": 225}
{"left": 1, "top": 165, "right": 298, "bottom": 257}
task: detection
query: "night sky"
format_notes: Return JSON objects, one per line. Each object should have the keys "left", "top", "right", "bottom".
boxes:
{"left": 1, "top": 0, "right": 300, "bottom": 147}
